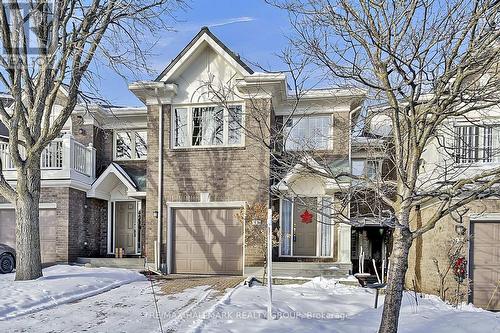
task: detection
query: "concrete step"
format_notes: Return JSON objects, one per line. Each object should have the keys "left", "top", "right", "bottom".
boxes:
{"left": 76, "top": 257, "right": 145, "bottom": 270}
{"left": 240, "top": 262, "right": 352, "bottom": 279}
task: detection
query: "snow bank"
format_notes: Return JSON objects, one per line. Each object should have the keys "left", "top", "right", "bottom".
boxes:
{"left": 192, "top": 277, "right": 500, "bottom": 333}
{"left": 0, "top": 265, "right": 144, "bottom": 320}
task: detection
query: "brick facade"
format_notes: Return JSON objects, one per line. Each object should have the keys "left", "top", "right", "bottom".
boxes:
{"left": 144, "top": 99, "right": 272, "bottom": 268}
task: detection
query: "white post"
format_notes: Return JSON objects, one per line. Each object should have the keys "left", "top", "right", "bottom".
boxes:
{"left": 267, "top": 208, "right": 273, "bottom": 320}
{"left": 381, "top": 259, "right": 386, "bottom": 283}
{"left": 87, "top": 142, "right": 96, "bottom": 179}
{"left": 372, "top": 259, "right": 381, "bottom": 283}
{"left": 387, "top": 260, "right": 391, "bottom": 282}
{"left": 61, "top": 134, "right": 72, "bottom": 175}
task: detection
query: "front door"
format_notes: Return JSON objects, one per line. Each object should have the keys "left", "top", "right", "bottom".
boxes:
{"left": 115, "top": 201, "right": 137, "bottom": 254}
{"left": 293, "top": 198, "right": 317, "bottom": 256}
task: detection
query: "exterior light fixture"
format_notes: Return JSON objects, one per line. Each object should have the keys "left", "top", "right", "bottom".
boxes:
{"left": 153, "top": 210, "right": 158, "bottom": 218}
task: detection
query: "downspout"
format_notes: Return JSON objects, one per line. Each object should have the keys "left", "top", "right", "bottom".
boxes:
{"left": 155, "top": 88, "right": 163, "bottom": 272}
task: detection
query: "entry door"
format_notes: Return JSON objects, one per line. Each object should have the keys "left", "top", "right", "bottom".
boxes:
{"left": 293, "top": 198, "right": 317, "bottom": 256}
{"left": 115, "top": 202, "right": 137, "bottom": 254}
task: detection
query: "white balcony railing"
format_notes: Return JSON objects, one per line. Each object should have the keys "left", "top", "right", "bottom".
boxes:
{"left": 0, "top": 134, "right": 96, "bottom": 182}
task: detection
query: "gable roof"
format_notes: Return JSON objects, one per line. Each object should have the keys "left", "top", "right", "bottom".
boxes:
{"left": 87, "top": 162, "right": 145, "bottom": 200}
{"left": 155, "top": 27, "right": 254, "bottom": 82}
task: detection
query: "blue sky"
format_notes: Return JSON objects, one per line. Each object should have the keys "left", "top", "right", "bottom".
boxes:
{"left": 92, "top": 1, "right": 291, "bottom": 107}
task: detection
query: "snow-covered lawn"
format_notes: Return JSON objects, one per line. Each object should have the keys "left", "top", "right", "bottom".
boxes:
{"left": 1, "top": 268, "right": 498, "bottom": 333}
{"left": 193, "top": 278, "right": 500, "bottom": 333}
{"left": 0, "top": 265, "right": 144, "bottom": 320}
{"left": 0, "top": 265, "right": 231, "bottom": 332}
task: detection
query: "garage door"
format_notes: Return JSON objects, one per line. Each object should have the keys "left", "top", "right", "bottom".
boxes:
{"left": 0, "top": 209, "right": 57, "bottom": 263}
{"left": 471, "top": 221, "right": 500, "bottom": 310}
{"left": 174, "top": 208, "right": 243, "bottom": 275}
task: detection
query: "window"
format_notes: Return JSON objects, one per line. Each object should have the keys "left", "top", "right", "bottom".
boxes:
{"left": 173, "top": 108, "right": 188, "bottom": 147}
{"left": 352, "top": 159, "right": 381, "bottom": 180}
{"left": 284, "top": 115, "right": 332, "bottom": 150}
{"left": 366, "top": 160, "right": 381, "bottom": 180}
{"left": 173, "top": 105, "right": 243, "bottom": 148}
{"left": 454, "top": 125, "right": 495, "bottom": 164}
{"left": 114, "top": 130, "right": 148, "bottom": 160}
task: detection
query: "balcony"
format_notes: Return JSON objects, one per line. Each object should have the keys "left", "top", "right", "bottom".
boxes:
{"left": 0, "top": 134, "right": 96, "bottom": 185}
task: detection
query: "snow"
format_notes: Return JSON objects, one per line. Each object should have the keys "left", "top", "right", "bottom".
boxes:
{"left": 0, "top": 268, "right": 498, "bottom": 333}
{"left": 0, "top": 265, "right": 144, "bottom": 320}
{"left": 0, "top": 279, "right": 222, "bottom": 333}
{"left": 192, "top": 277, "right": 500, "bottom": 333}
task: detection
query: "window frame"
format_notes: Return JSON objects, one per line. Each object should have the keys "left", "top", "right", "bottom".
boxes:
{"left": 171, "top": 103, "right": 245, "bottom": 149}
{"left": 113, "top": 129, "right": 148, "bottom": 161}
{"left": 284, "top": 114, "right": 333, "bottom": 151}
{"left": 453, "top": 124, "right": 496, "bottom": 165}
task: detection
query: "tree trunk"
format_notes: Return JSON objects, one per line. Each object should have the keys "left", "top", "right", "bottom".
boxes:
{"left": 378, "top": 226, "right": 413, "bottom": 333}
{"left": 15, "top": 161, "right": 43, "bottom": 281}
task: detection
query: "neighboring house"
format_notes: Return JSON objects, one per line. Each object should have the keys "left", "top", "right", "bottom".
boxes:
{"left": 405, "top": 106, "right": 500, "bottom": 310}
{"left": 353, "top": 104, "right": 500, "bottom": 310}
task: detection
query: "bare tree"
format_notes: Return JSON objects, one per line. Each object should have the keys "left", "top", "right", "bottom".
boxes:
{"left": 260, "top": 1, "right": 500, "bottom": 332}
{"left": 0, "top": 0, "right": 184, "bottom": 281}
{"left": 192, "top": 0, "right": 500, "bottom": 332}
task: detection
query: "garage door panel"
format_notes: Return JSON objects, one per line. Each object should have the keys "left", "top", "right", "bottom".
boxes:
{"left": 0, "top": 208, "right": 57, "bottom": 263}
{"left": 472, "top": 221, "right": 500, "bottom": 310}
{"left": 174, "top": 208, "right": 243, "bottom": 275}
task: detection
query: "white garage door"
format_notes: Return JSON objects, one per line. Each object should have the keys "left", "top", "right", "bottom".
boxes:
{"left": 174, "top": 208, "right": 243, "bottom": 275}
{"left": 471, "top": 221, "right": 500, "bottom": 310}
{"left": 0, "top": 209, "right": 57, "bottom": 263}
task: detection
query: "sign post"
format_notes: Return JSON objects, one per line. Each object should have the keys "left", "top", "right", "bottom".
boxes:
{"left": 267, "top": 208, "right": 273, "bottom": 320}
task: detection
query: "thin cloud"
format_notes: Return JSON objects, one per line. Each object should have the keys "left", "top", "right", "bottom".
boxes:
{"left": 177, "top": 16, "right": 256, "bottom": 32}
{"left": 207, "top": 16, "right": 255, "bottom": 28}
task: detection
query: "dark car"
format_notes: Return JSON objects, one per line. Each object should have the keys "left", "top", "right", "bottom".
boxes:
{"left": 0, "top": 244, "right": 16, "bottom": 273}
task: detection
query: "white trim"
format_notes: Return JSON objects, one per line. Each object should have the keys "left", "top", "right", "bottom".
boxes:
{"left": 0, "top": 202, "right": 57, "bottom": 209}
{"left": 113, "top": 129, "right": 148, "bottom": 161}
{"left": 166, "top": 201, "right": 246, "bottom": 208}
{"left": 171, "top": 103, "right": 246, "bottom": 149}
{"left": 166, "top": 201, "right": 246, "bottom": 275}
{"left": 108, "top": 199, "right": 142, "bottom": 256}
{"left": 107, "top": 201, "right": 113, "bottom": 254}
{"left": 87, "top": 163, "right": 138, "bottom": 200}
{"left": 469, "top": 213, "right": 500, "bottom": 221}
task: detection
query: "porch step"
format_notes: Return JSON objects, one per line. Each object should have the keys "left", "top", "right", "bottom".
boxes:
{"left": 271, "top": 262, "right": 352, "bottom": 278}
{"left": 243, "top": 262, "right": 352, "bottom": 279}
{"left": 76, "top": 257, "right": 145, "bottom": 270}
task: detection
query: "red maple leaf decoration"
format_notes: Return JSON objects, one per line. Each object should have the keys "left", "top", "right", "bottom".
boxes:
{"left": 300, "top": 210, "right": 313, "bottom": 224}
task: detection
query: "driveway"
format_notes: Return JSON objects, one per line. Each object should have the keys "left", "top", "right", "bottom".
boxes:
{"left": 0, "top": 274, "right": 243, "bottom": 333}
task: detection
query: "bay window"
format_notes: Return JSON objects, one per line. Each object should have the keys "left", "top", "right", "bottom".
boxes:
{"left": 173, "top": 105, "right": 243, "bottom": 148}
{"left": 284, "top": 115, "right": 332, "bottom": 150}
{"left": 114, "top": 130, "right": 148, "bottom": 160}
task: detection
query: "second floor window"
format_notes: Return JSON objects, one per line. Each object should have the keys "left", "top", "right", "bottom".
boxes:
{"left": 352, "top": 159, "right": 381, "bottom": 180}
{"left": 114, "top": 130, "right": 148, "bottom": 160}
{"left": 454, "top": 125, "right": 495, "bottom": 164}
{"left": 284, "top": 115, "right": 332, "bottom": 151}
{"left": 173, "top": 105, "right": 243, "bottom": 148}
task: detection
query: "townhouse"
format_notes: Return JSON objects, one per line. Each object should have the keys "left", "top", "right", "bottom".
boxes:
{"left": 0, "top": 27, "right": 497, "bottom": 310}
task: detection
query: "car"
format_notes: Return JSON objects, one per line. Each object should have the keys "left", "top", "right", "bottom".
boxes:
{"left": 0, "top": 244, "right": 16, "bottom": 274}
